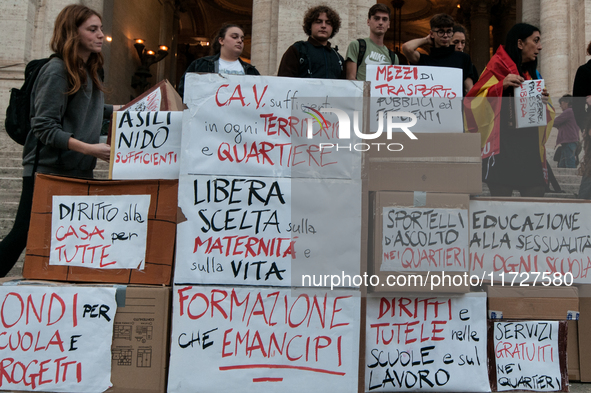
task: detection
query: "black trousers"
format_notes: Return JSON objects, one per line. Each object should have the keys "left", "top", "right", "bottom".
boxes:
{"left": 0, "top": 176, "right": 34, "bottom": 277}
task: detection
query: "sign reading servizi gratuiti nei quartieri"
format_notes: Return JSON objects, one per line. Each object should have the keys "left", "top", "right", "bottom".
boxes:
{"left": 494, "top": 321, "right": 561, "bottom": 391}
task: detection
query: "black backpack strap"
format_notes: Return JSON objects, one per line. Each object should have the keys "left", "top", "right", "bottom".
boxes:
{"left": 332, "top": 48, "right": 344, "bottom": 72}
{"left": 293, "top": 40, "right": 311, "bottom": 77}
{"left": 356, "top": 38, "right": 367, "bottom": 69}
{"left": 388, "top": 49, "right": 398, "bottom": 65}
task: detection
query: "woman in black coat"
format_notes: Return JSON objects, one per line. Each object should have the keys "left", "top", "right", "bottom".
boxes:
{"left": 177, "top": 24, "right": 260, "bottom": 98}
{"left": 573, "top": 42, "right": 591, "bottom": 198}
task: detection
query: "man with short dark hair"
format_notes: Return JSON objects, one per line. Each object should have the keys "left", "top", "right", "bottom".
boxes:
{"left": 345, "top": 3, "right": 399, "bottom": 81}
{"left": 402, "top": 13, "right": 475, "bottom": 93}
{"left": 277, "top": 5, "right": 345, "bottom": 79}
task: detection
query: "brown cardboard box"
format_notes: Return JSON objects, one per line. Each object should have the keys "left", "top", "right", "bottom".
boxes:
{"left": 24, "top": 174, "right": 177, "bottom": 285}
{"left": 108, "top": 285, "right": 171, "bottom": 393}
{"left": 365, "top": 133, "right": 482, "bottom": 194}
{"left": 486, "top": 286, "right": 579, "bottom": 320}
{"left": 369, "top": 191, "right": 470, "bottom": 293}
{"left": 121, "top": 80, "right": 184, "bottom": 112}
{"left": 578, "top": 285, "right": 591, "bottom": 381}
{"left": 487, "top": 286, "right": 580, "bottom": 384}
{"left": 568, "top": 320, "right": 580, "bottom": 381}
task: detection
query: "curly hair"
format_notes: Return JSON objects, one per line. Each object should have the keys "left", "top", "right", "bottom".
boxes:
{"left": 50, "top": 4, "right": 104, "bottom": 95}
{"left": 302, "top": 5, "right": 341, "bottom": 39}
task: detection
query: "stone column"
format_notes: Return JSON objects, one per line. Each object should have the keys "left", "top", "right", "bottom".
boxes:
{"left": 1, "top": 0, "right": 81, "bottom": 121}
{"left": 251, "top": 0, "right": 276, "bottom": 76}
{"left": 520, "top": 0, "right": 540, "bottom": 26}
{"left": 470, "top": 1, "right": 492, "bottom": 73}
{"left": 251, "top": 0, "right": 371, "bottom": 75}
{"left": 499, "top": 0, "right": 517, "bottom": 45}
{"left": 540, "top": 0, "right": 569, "bottom": 97}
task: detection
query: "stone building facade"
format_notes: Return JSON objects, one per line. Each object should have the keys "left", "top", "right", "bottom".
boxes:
{"left": 1, "top": 0, "right": 590, "bottom": 117}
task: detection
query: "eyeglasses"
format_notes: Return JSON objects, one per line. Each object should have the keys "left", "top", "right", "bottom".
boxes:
{"left": 432, "top": 29, "right": 453, "bottom": 37}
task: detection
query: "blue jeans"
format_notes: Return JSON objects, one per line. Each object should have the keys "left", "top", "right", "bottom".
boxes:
{"left": 580, "top": 175, "right": 591, "bottom": 199}
{"left": 559, "top": 142, "right": 577, "bottom": 168}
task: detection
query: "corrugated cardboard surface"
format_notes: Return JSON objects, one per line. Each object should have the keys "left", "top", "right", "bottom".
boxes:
{"left": 486, "top": 286, "right": 579, "bottom": 319}
{"left": 577, "top": 285, "right": 591, "bottom": 382}
{"left": 121, "top": 80, "right": 184, "bottom": 112}
{"left": 365, "top": 133, "right": 482, "bottom": 194}
{"left": 24, "top": 174, "right": 177, "bottom": 285}
{"left": 568, "top": 320, "right": 580, "bottom": 381}
{"left": 369, "top": 191, "right": 470, "bottom": 293}
{"left": 108, "top": 285, "right": 171, "bottom": 393}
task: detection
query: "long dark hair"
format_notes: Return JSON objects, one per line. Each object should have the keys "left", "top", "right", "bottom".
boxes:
{"left": 211, "top": 24, "right": 243, "bottom": 55}
{"left": 504, "top": 23, "right": 540, "bottom": 78}
{"left": 50, "top": 4, "right": 104, "bottom": 94}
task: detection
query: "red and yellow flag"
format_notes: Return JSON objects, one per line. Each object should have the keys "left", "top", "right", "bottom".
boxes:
{"left": 463, "top": 45, "right": 555, "bottom": 180}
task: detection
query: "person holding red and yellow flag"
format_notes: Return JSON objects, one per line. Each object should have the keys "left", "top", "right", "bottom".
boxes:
{"left": 464, "top": 23, "right": 555, "bottom": 197}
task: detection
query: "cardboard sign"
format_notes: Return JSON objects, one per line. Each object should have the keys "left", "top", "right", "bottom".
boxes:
{"left": 492, "top": 321, "right": 562, "bottom": 391}
{"left": 365, "top": 293, "right": 490, "bottom": 392}
{"left": 181, "top": 73, "right": 364, "bottom": 179}
{"left": 381, "top": 207, "right": 469, "bottom": 272}
{"left": 367, "top": 65, "right": 463, "bottom": 134}
{"left": 50, "top": 195, "right": 150, "bottom": 270}
{"left": 129, "top": 88, "right": 161, "bottom": 111}
{"left": 175, "top": 174, "right": 292, "bottom": 285}
{"left": 121, "top": 80, "right": 184, "bottom": 112}
{"left": 514, "top": 80, "right": 546, "bottom": 128}
{"left": 0, "top": 285, "right": 116, "bottom": 392}
{"left": 167, "top": 285, "right": 360, "bottom": 393}
{"left": 110, "top": 111, "right": 182, "bottom": 180}
{"left": 469, "top": 200, "right": 591, "bottom": 283}
{"left": 174, "top": 175, "right": 362, "bottom": 287}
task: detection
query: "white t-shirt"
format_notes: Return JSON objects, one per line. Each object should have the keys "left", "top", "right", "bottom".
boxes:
{"left": 218, "top": 58, "right": 245, "bottom": 75}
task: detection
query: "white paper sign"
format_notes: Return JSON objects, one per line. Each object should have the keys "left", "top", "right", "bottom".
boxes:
{"left": 0, "top": 285, "right": 117, "bottom": 392}
{"left": 365, "top": 293, "right": 490, "bottom": 392}
{"left": 469, "top": 200, "right": 591, "bottom": 283}
{"left": 111, "top": 111, "right": 182, "bottom": 179}
{"left": 514, "top": 80, "right": 547, "bottom": 128}
{"left": 128, "top": 88, "right": 162, "bottom": 111}
{"left": 381, "top": 207, "right": 469, "bottom": 271}
{"left": 181, "top": 73, "right": 363, "bottom": 179}
{"left": 50, "top": 195, "right": 150, "bottom": 269}
{"left": 290, "top": 177, "right": 362, "bottom": 286}
{"left": 167, "top": 285, "right": 360, "bottom": 393}
{"left": 493, "top": 321, "right": 561, "bottom": 391}
{"left": 367, "top": 65, "right": 463, "bottom": 134}
{"left": 174, "top": 175, "right": 362, "bottom": 287}
{"left": 175, "top": 174, "right": 292, "bottom": 285}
